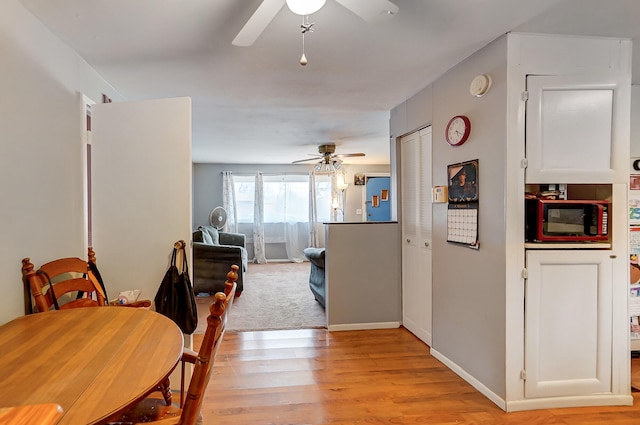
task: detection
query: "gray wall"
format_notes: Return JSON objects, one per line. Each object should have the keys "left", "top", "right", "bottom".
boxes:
{"left": 390, "top": 36, "right": 509, "bottom": 397}
{"left": 325, "top": 222, "right": 401, "bottom": 329}
{"left": 193, "top": 163, "right": 390, "bottom": 227}
{"left": 0, "top": 1, "right": 124, "bottom": 324}
{"left": 193, "top": 163, "right": 390, "bottom": 260}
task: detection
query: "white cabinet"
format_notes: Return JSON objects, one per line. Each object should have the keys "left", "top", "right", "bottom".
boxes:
{"left": 525, "top": 75, "right": 628, "bottom": 184}
{"left": 401, "top": 127, "right": 432, "bottom": 345}
{"left": 524, "top": 250, "right": 613, "bottom": 398}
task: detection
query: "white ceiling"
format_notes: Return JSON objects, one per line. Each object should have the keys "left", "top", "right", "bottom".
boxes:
{"left": 20, "top": 0, "right": 640, "bottom": 165}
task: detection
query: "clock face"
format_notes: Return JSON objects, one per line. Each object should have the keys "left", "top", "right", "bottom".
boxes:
{"left": 445, "top": 115, "right": 471, "bottom": 146}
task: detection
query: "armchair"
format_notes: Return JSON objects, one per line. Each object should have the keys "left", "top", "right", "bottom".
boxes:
{"left": 192, "top": 225, "right": 247, "bottom": 296}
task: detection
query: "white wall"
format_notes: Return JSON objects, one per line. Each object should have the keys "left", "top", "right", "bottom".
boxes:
{"left": 0, "top": 1, "right": 123, "bottom": 324}
{"left": 632, "top": 85, "right": 640, "bottom": 158}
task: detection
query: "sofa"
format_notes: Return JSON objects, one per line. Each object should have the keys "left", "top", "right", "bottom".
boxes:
{"left": 192, "top": 225, "right": 248, "bottom": 296}
{"left": 303, "top": 247, "right": 326, "bottom": 308}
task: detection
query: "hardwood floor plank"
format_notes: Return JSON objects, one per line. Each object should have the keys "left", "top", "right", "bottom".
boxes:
{"left": 192, "top": 328, "right": 640, "bottom": 425}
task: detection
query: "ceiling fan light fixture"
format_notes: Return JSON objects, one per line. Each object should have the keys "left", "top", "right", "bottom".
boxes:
{"left": 286, "top": 0, "right": 326, "bottom": 16}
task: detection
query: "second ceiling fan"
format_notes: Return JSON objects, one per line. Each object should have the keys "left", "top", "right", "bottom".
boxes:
{"left": 232, "top": 0, "right": 399, "bottom": 47}
{"left": 292, "top": 143, "right": 365, "bottom": 173}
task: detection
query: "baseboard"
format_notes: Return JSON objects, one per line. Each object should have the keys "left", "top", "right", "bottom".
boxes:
{"left": 430, "top": 347, "right": 507, "bottom": 411}
{"left": 506, "top": 395, "right": 634, "bottom": 412}
{"left": 328, "top": 321, "right": 400, "bottom": 332}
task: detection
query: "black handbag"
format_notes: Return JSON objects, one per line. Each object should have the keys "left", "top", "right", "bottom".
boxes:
{"left": 154, "top": 243, "right": 198, "bottom": 334}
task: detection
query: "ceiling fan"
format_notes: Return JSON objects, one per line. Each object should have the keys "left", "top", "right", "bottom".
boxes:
{"left": 292, "top": 143, "right": 365, "bottom": 173}
{"left": 233, "top": 0, "right": 399, "bottom": 47}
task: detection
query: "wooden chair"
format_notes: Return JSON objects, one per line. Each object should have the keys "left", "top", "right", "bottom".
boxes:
{"left": 107, "top": 265, "right": 238, "bottom": 425}
{"left": 22, "top": 255, "right": 106, "bottom": 313}
{"left": 21, "top": 248, "right": 150, "bottom": 314}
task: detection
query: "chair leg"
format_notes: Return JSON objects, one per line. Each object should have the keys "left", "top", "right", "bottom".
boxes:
{"left": 159, "top": 377, "right": 172, "bottom": 406}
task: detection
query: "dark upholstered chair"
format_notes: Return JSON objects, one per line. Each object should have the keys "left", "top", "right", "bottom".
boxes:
{"left": 192, "top": 225, "right": 247, "bottom": 296}
{"left": 303, "top": 247, "right": 326, "bottom": 308}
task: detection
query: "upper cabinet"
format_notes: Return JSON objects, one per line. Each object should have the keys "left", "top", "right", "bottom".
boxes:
{"left": 525, "top": 74, "right": 628, "bottom": 184}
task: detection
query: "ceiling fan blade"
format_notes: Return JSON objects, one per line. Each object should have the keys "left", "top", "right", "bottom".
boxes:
{"left": 292, "top": 156, "right": 323, "bottom": 164}
{"left": 334, "top": 153, "right": 366, "bottom": 158}
{"left": 335, "top": 0, "right": 398, "bottom": 23}
{"left": 232, "top": 0, "right": 285, "bottom": 47}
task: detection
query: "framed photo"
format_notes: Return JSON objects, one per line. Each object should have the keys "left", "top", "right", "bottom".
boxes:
{"left": 354, "top": 173, "right": 365, "bottom": 185}
{"left": 448, "top": 159, "right": 478, "bottom": 203}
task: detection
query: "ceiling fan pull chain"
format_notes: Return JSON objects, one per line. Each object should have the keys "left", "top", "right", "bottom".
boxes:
{"left": 299, "top": 15, "right": 308, "bottom": 66}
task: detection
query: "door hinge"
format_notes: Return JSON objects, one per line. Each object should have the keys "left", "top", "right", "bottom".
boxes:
{"left": 521, "top": 268, "right": 528, "bottom": 279}
{"left": 521, "top": 158, "right": 528, "bottom": 169}
{"left": 520, "top": 369, "right": 526, "bottom": 380}
{"left": 521, "top": 91, "right": 529, "bottom": 101}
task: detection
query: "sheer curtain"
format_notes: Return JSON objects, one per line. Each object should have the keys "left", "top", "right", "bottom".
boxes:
{"left": 308, "top": 171, "right": 318, "bottom": 248}
{"left": 221, "top": 171, "right": 237, "bottom": 233}
{"left": 283, "top": 177, "right": 309, "bottom": 262}
{"left": 253, "top": 172, "right": 267, "bottom": 264}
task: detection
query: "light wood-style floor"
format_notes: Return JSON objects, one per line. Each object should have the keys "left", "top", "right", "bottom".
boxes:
{"left": 194, "top": 328, "right": 640, "bottom": 425}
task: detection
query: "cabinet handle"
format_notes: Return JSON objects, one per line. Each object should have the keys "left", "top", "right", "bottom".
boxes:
{"left": 406, "top": 239, "right": 411, "bottom": 243}
{"left": 424, "top": 242, "right": 429, "bottom": 247}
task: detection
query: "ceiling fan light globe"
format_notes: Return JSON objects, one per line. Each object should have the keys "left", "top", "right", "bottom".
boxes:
{"left": 286, "top": 0, "right": 326, "bottom": 16}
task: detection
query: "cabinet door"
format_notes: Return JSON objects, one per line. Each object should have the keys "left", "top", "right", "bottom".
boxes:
{"left": 525, "top": 75, "right": 626, "bottom": 184}
{"left": 524, "top": 250, "right": 612, "bottom": 398}
{"left": 401, "top": 127, "right": 432, "bottom": 345}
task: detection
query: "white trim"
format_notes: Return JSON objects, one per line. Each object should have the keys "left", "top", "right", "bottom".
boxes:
{"left": 80, "top": 93, "right": 96, "bottom": 255}
{"left": 328, "top": 321, "right": 400, "bottom": 332}
{"left": 506, "top": 395, "right": 633, "bottom": 412}
{"left": 430, "top": 348, "right": 507, "bottom": 411}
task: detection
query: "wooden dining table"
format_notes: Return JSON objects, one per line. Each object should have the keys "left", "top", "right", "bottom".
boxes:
{"left": 0, "top": 307, "right": 184, "bottom": 425}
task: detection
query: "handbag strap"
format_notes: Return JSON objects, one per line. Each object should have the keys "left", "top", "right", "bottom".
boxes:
{"left": 172, "top": 244, "right": 189, "bottom": 274}
{"left": 170, "top": 246, "right": 178, "bottom": 268}
{"left": 36, "top": 269, "right": 60, "bottom": 310}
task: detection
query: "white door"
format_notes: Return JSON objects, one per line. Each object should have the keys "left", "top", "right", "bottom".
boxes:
{"left": 524, "top": 250, "right": 612, "bottom": 398}
{"left": 91, "top": 97, "right": 192, "bottom": 302}
{"left": 525, "top": 75, "right": 626, "bottom": 184}
{"left": 401, "top": 127, "right": 432, "bottom": 345}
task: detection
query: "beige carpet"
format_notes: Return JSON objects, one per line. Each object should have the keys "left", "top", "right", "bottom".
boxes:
{"left": 194, "top": 262, "right": 326, "bottom": 333}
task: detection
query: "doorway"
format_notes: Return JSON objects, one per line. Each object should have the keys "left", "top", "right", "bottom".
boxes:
{"left": 363, "top": 175, "right": 391, "bottom": 221}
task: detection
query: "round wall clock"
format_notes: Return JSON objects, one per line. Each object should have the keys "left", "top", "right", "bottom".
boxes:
{"left": 445, "top": 115, "right": 471, "bottom": 146}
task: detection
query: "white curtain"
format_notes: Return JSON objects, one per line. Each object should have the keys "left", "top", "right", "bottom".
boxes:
{"left": 221, "top": 171, "right": 237, "bottom": 233}
{"left": 253, "top": 172, "right": 267, "bottom": 264}
{"left": 308, "top": 171, "right": 319, "bottom": 248}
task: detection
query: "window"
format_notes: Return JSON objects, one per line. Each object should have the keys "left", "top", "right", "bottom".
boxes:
{"left": 234, "top": 174, "right": 332, "bottom": 224}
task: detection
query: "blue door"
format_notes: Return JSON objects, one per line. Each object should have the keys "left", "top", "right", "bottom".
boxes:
{"left": 365, "top": 177, "right": 391, "bottom": 221}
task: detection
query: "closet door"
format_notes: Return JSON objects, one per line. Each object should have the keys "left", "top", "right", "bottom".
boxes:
{"left": 401, "top": 127, "right": 432, "bottom": 345}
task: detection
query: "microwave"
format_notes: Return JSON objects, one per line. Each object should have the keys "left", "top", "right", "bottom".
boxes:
{"left": 525, "top": 199, "right": 610, "bottom": 242}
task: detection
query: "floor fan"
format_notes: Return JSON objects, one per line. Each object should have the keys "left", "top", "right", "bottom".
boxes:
{"left": 209, "top": 206, "right": 228, "bottom": 230}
